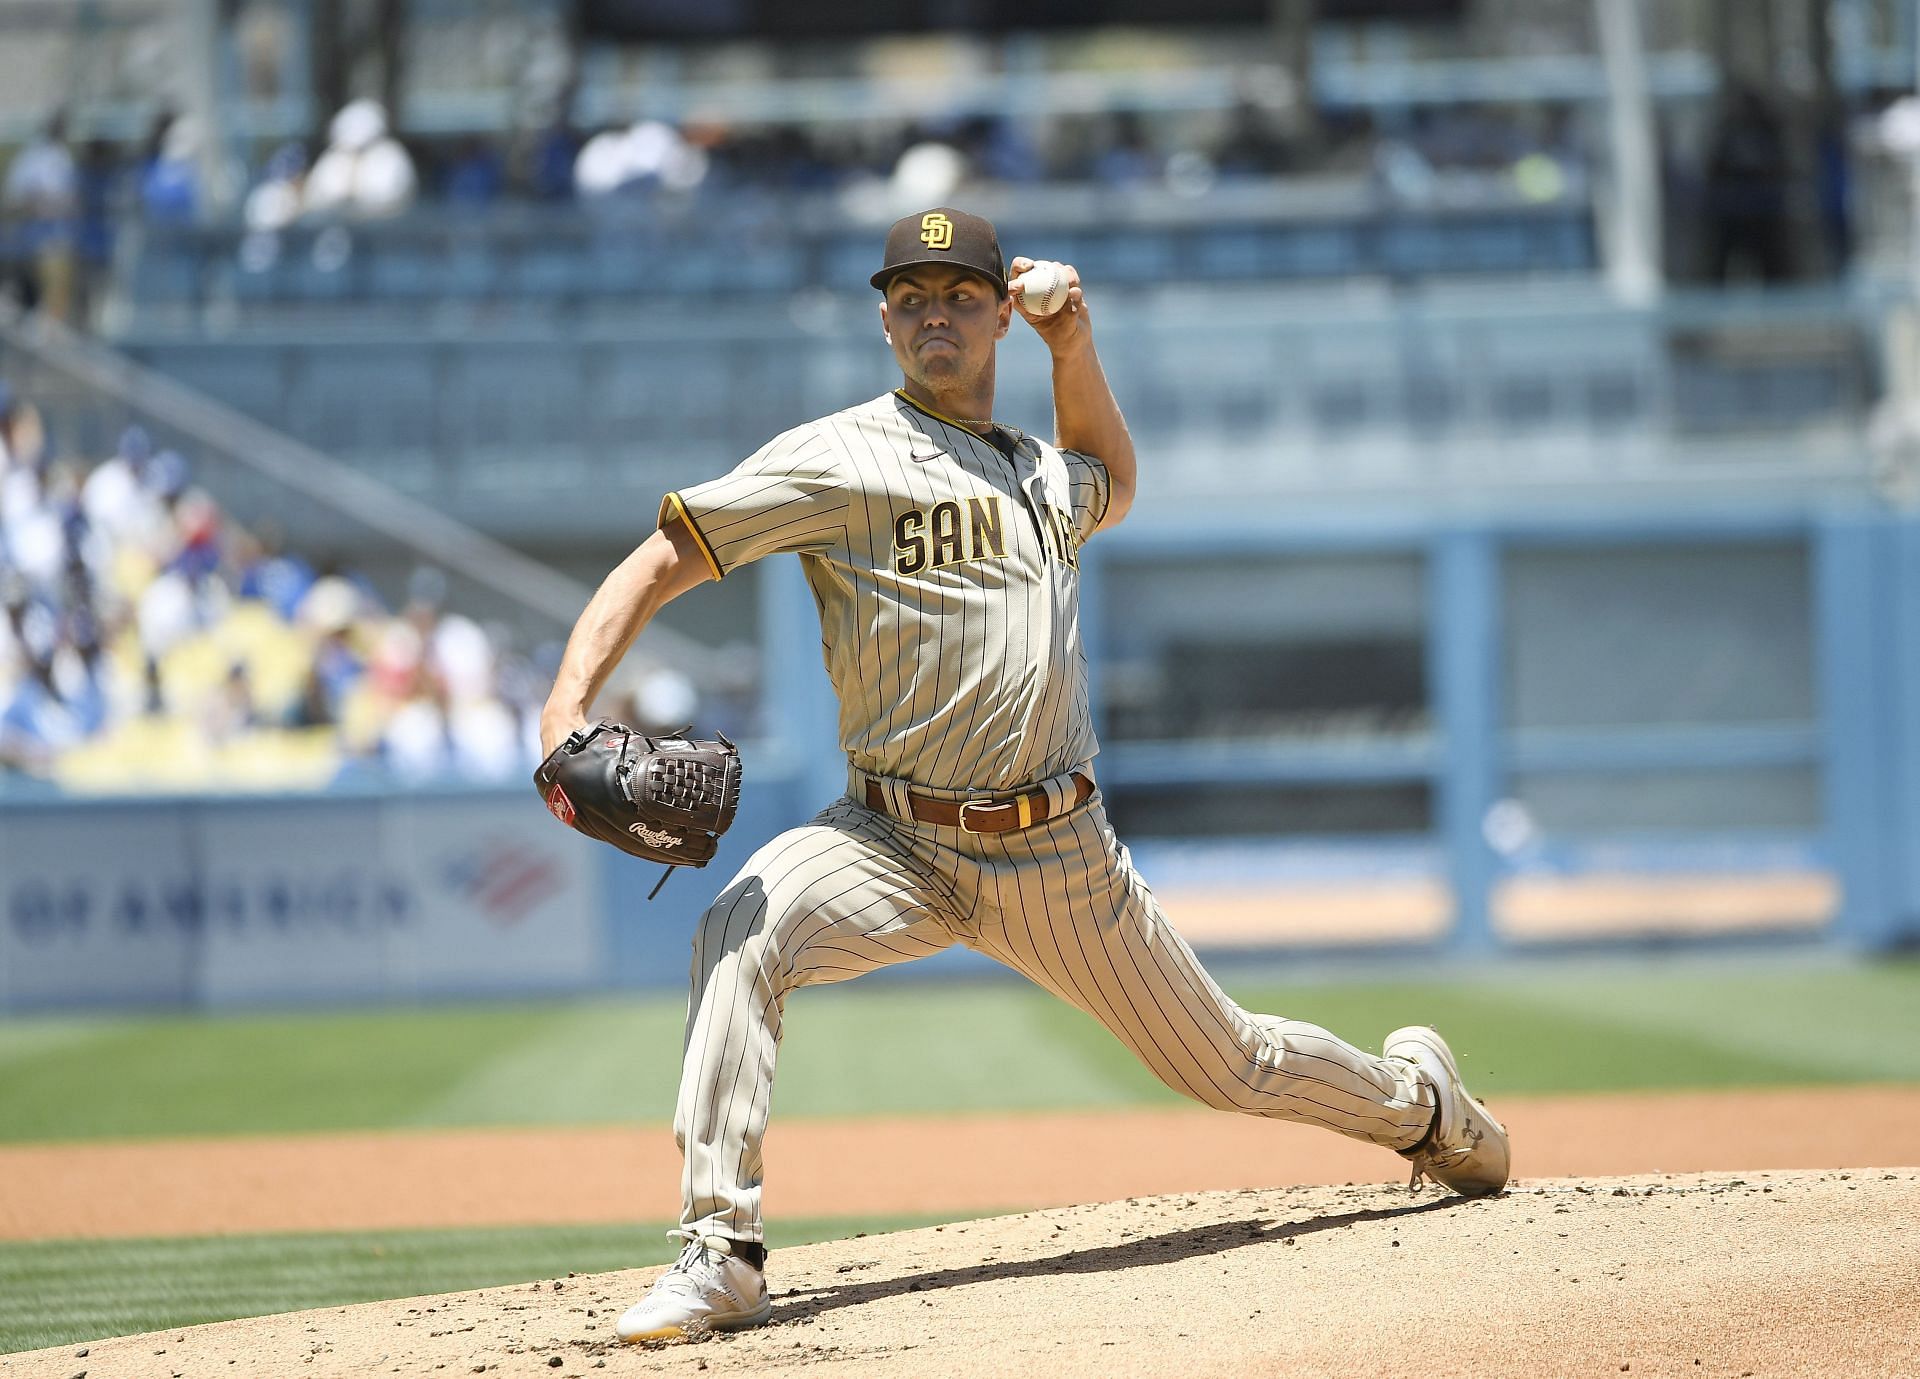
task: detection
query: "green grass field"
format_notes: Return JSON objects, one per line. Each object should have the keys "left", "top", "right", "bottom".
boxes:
{"left": 4, "top": 958, "right": 1917, "bottom": 1353}
{"left": 4, "top": 960, "right": 1918, "bottom": 1143}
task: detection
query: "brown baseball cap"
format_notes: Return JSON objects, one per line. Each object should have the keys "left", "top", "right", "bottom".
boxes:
{"left": 870, "top": 206, "right": 1007, "bottom": 295}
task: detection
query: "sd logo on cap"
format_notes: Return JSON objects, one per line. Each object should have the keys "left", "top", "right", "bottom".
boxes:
{"left": 872, "top": 206, "right": 1006, "bottom": 295}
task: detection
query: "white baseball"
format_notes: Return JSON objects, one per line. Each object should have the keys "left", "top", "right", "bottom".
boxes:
{"left": 1016, "top": 260, "right": 1069, "bottom": 317}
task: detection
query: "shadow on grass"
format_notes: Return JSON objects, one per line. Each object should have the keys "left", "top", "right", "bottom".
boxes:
{"left": 771, "top": 1194, "right": 1473, "bottom": 1323}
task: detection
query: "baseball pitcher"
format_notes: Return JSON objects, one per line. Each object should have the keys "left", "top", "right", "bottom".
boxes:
{"left": 538, "top": 206, "right": 1510, "bottom": 1343}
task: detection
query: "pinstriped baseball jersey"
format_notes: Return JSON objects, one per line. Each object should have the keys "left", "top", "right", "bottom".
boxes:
{"left": 661, "top": 390, "right": 1110, "bottom": 793}
{"left": 656, "top": 385, "right": 1442, "bottom": 1252}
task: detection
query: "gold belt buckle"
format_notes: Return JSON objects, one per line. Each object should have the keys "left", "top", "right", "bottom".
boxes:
{"left": 956, "top": 795, "right": 998, "bottom": 833}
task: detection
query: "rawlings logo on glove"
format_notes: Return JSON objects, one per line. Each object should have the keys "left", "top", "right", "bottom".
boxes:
{"left": 534, "top": 721, "right": 742, "bottom": 871}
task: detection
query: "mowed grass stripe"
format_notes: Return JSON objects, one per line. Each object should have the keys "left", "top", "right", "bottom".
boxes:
{"left": 774, "top": 984, "right": 1175, "bottom": 1115}
{"left": 0, "top": 1004, "right": 571, "bottom": 1142}
{"left": 1490, "top": 966, "right": 1920, "bottom": 1086}
{"left": 0, "top": 1020, "right": 116, "bottom": 1069}
{"left": 1, "top": 960, "right": 1915, "bottom": 1144}
{"left": 0, "top": 1215, "right": 950, "bottom": 1355}
{"left": 404, "top": 1002, "right": 686, "bottom": 1129}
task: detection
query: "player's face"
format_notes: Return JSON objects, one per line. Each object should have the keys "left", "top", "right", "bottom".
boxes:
{"left": 879, "top": 268, "right": 1011, "bottom": 389}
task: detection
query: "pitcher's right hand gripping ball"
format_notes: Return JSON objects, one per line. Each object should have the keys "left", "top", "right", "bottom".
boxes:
{"left": 535, "top": 721, "right": 742, "bottom": 867}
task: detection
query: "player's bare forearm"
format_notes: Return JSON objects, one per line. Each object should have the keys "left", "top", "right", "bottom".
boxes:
{"left": 1048, "top": 339, "right": 1135, "bottom": 530}
{"left": 539, "top": 519, "right": 712, "bottom": 755}
{"left": 1009, "top": 256, "right": 1136, "bottom": 531}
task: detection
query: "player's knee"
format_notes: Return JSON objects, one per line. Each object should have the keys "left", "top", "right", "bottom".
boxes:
{"left": 692, "top": 899, "right": 796, "bottom": 996}
{"left": 691, "top": 876, "right": 775, "bottom": 961}
{"left": 1174, "top": 1068, "right": 1253, "bottom": 1113}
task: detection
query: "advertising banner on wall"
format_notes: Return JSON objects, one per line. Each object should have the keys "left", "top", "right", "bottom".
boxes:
{"left": 0, "top": 792, "right": 603, "bottom": 1011}
{"left": 196, "top": 796, "right": 602, "bottom": 1006}
{"left": 0, "top": 804, "right": 202, "bottom": 1009}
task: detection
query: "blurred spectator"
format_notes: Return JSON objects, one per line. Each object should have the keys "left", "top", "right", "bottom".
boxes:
{"left": 380, "top": 651, "right": 452, "bottom": 782}
{"left": 448, "top": 690, "right": 522, "bottom": 780}
{"left": 0, "top": 572, "right": 31, "bottom": 698}
{"left": 203, "top": 660, "right": 259, "bottom": 744}
{"left": 575, "top": 120, "right": 710, "bottom": 199}
{"left": 168, "top": 490, "right": 224, "bottom": 581}
{"left": 305, "top": 99, "right": 417, "bottom": 219}
{"left": 79, "top": 427, "right": 151, "bottom": 541}
{"left": 3, "top": 459, "right": 66, "bottom": 591}
{"left": 1373, "top": 126, "right": 1439, "bottom": 205}
{"left": 72, "top": 138, "right": 121, "bottom": 325}
{"left": 0, "top": 657, "right": 86, "bottom": 772}
{"left": 1091, "top": 113, "right": 1160, "bottom": 188}
{"left": 297, "top": 620, "right": 362, "bottom": 727}
{"left": 136, "top": 562, "right": 221, "bottom": 662}
{"left": 887, "top": 138, "right": 967, "bottom": 209}
{"left": 138, "top": 113, "right": 203, "bottom": 224}
{"left": 1705, "top": 84, "right": 1793, "bottom": 285}
{"left": 1812, "top": 96, "right": 1853, "bottom": 277}
{"left": 296, "top": 570, "right": 366, "bottom": 638}
{"left": 444, "top": 137, "right": 506, "bottom": 206}
{"left": 2, "top": 111, "right": 78, "bottom": 321}
{"left": 629, "top": 663, "right": 699, "bottom": 734}
{"left": 244, "top": 143, "right": 308, "bottom": 232}
{"left": 527, "top": 117, "right": 583, "bottom": 200}
{"left": 232, "top": 520, "right": 315, "bottom": 620}
{"left": 1214, "top": 100, "right": 1294, "bottom": 178}
{"left": 0, "top": 378, "right": 49, "bottom": 471}
{"left": 957, "top": 116, "right": 1044, "bottom": 185}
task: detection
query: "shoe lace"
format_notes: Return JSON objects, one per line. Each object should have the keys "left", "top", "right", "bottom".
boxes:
{"left": 656, "top": 1229, "right": 725, "bottom": 1294}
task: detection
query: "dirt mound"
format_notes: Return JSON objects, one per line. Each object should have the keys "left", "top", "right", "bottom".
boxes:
{"left": 5, "top": 1171, "right": 1914, "bottom": 1379}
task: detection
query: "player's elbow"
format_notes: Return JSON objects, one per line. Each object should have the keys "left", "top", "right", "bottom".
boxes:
{"left": 655, "top": 519, "right": 720, "bottom": 598}
{"left": 1098, "top": 473, "right": 1136, "bottom": 532}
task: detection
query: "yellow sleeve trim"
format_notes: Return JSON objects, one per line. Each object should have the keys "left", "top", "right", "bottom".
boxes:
{"left": 660, "top": 491, "right": 725, "bottom": 582}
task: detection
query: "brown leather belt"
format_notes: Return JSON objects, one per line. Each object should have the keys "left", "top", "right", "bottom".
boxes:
{"left": 864, "top": 773, "right": 1094, "bottom": 833}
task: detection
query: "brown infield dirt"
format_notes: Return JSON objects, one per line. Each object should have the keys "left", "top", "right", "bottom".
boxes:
{"left": 6, "top": 1090, "right": 1920, "bottom": 1376}
{"left": 5, "top": 1170, "right": 1917, "bottom": 1379}
{"left": 3, "top": 1086, "right": 1919, "bottom": 1241}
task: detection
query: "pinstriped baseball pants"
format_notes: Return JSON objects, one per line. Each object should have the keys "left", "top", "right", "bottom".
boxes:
{"left": 675, "top": 789, "right": 1439, "bottom": 1245}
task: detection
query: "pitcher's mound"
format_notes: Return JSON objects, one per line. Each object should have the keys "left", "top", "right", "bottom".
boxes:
{"left": 9, "top": 1171, "right": 1915, "bottom": 1379}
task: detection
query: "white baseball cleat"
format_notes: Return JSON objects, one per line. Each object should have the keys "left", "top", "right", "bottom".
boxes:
{"left": 616, "top": 1232, "right": 772, "bottom": 1343}
{"left": 1385, "top": 1025, "right": 1511, "bottom": 1197}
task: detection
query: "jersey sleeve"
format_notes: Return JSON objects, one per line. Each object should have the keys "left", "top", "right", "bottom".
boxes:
{"left": 659, "top": 426, "right": 849, "bottom": 579}
{"left": 1059, "top": 447, "right": 1112, "bottom": 542}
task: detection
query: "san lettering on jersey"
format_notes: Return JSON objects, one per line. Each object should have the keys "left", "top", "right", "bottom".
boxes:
{"left": 892, "top": 497, "right": 1008, "bottom": 574}
{"left": 890, "top": 495, "right": 1081, "bottom": 575}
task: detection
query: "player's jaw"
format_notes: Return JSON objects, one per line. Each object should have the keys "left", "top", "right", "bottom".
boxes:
{"left": 880, "top": 269, "right": 1009, "bottom": 389}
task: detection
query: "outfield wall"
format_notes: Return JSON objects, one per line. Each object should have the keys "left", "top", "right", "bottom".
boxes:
{"left": 0, "top": 767, "right": 818, "bottom": 1011}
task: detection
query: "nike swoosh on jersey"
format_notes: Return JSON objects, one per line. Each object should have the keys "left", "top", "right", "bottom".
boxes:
{"left": 909, "top": 448, "right": 945, "bottom": 463}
